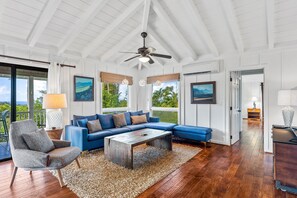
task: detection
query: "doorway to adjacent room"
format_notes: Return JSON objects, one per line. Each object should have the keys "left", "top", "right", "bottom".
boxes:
{"left": 229, "top": 69, "right": 264, "bottom": 145}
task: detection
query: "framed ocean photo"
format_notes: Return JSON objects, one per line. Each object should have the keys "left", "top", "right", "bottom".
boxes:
{"left": 191, "top": 81, "right": 216, "bottom": 104}
{"left": 74, "top": 76, "right": 94, "bottom": 101}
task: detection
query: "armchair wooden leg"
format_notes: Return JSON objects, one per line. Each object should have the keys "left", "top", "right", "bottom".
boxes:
{"left": 10, "top": 167, "right": 18, "bottom": 187}
{"left": 75, "top": 158, "right": 81, "bottom": 168}
{"left": 57, "top": 169, "right": 65, "bottom": 187}
{"left": 29, "top": 171, "right": 32, "bottom": 175}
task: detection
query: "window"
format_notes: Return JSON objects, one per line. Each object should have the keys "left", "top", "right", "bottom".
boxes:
{"left": 152, "top": 81, "right": 179, "bottom": 123}
{"left": 102, "top": 83, "right": 128, "bottom": 113}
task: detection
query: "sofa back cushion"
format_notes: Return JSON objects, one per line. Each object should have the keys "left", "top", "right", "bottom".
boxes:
{"left": 130, "top": 110, "right": 143, "bottom": 116}
{"left": 124, "top": 112, "right": 132, "bottom": 125}
{"left": 77, "top": 118, "right": 88, "bottom": 128}
{"left": 131, "top": 115, "right": 147, "bottom": 125}
{"left": 73, "top": 115, "right": 97, "bottom": 126}
{"left": 113, "top": 113, "right": 127, "bottom": 128}
{"left": 97, "top": 114, "right": 115, "bottom": 129}
{"left": 87, "top": 119, "right": 102, "bottom": 133}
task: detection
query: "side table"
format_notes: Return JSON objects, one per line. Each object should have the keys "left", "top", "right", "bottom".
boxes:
{"left": 45, "top": 128, "right": 63, "bottom": 140}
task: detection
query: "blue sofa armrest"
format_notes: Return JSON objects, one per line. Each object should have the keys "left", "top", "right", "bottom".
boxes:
{"left": 149, "top": 117, "right": 160, "bottom": 122}
{"left": 65, "top": 125, "right": 88, "bottom": 151}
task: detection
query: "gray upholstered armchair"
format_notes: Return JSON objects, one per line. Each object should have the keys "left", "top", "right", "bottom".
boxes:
{"left": 9, "top": 120, "right": 81, "bottom": 187}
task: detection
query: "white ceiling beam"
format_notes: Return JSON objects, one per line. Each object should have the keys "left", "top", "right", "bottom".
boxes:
{"left": 180, "top": 0, "right": 219, "bottom": 56}
{"left": 58, "top": 0, "right": 109, "bottom": 54}
{"left": 142, "top": 0, "right": 152, "bottom": 32}
{"left": 266, "top": 0, "right": 274, "bottom": 49}
{"left": 220, "top": 0, "right": 244, "bottom": 53}
{"left": 152, "top": 0, "right": 197, "bottom": 59}
{"left": 82, "top": 0, "right": 143, "bottom": 58}
{"left": 148, "top": 26, "right": 180, "bottom": 62}
{"left": 27, "top": 0, "right": 62, "bottom": 47}
{"left": 100, "top": 27, "right": 140, "bottom": 62}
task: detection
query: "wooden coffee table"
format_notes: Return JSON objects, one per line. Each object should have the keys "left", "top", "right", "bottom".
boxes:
{"left": 104, "top": 128, "right": 172, "bottom": 169}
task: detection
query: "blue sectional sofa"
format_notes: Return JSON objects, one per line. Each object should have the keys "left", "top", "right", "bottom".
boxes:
{"left": 65, "top": 111, "right": 212, "bottom": 151}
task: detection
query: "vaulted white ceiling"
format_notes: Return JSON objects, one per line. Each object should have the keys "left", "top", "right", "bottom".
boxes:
{"left": 0, "top": 0, "right": 297, "bottom": 68}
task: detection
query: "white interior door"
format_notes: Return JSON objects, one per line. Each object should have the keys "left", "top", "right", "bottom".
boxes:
{"left": 230, "top": 71, "right": 242, "bottom": 144}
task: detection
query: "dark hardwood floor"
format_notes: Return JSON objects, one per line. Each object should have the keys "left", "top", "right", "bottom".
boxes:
{"left": 0, "top": 121, "right": 296, "bottom": 197}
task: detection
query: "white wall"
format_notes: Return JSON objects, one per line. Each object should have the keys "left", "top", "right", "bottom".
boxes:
{"left": 139, "top": 47, "right": 297, "bottom": 153}
{"left": 0, "top": 46, "right": 138, "bottom": 127}
{"left": 241, "top": 74, "right": 264, "bottom": 118}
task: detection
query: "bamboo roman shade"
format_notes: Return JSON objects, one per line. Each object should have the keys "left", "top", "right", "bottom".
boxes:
{"left": 100, "top": 72, "right": 133, "bottom": 85}
{"left": 147, "top": 73, "right": 180, "bottom": 84}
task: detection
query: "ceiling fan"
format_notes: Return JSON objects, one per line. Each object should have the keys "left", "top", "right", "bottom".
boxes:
{"left": 120, "top": 32, "right": 172, "bottom": 64}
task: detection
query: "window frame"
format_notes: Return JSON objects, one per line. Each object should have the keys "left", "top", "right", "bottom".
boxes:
{"left": 150, "top": 80, "right": 180, "bottom": 124}
{"left": 100, "top": 82, "right": 130, "bottom": 114}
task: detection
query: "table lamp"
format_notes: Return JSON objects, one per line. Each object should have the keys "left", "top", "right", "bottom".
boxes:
{"left": 251, "top": 97, "right": 257, "bottom": 109}
{"left": 43, "top": 94, "right": 67, "bottom": 129}
{"left": 278, "top": 90, "right": 297, "bottom": 127}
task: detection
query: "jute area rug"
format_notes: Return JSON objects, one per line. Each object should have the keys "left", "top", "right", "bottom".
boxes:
{"left": 52, "top": 143, "right": 201, "bottom": 198}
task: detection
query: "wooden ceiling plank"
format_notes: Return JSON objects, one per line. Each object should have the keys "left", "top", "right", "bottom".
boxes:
{"left": 100, "top": 27, "right": 140, "bottom": 62}
{"left": 220, "top": 0, "right": 244, "bottom": 52}
{"left": 152, "top": 0, "right": 197, "bottom": 60}
{"left": 148, "top": 25, "right": 180, "bottom": 62}
{"left": 181, "top": 0, "right": 219, "bottom": 56}
{"left": 58, "top": 0, "right": 109, "bottom": 54}
{"left": 27, "top": 0, "right": 62, "bottom": 47}
{"left": 142, "top": 0, "right": 152, "bottom": 32}
{"left": 266, "top": 0, "right": 275, "bottom": 49}
{"left": 82, "top": 0, "right": 143, "bottom": 58}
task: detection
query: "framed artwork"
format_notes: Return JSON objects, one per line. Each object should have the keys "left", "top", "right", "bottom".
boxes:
{"left": 74, "top": 75, "right": 94, "bottom": 101}
{"left": 191, "top": 81, "right": 216, "bottom": 104}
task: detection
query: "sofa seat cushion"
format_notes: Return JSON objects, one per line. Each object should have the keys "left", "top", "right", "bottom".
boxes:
{"left": 87, "top": 130, "right": 113, "bottom": 141}
{"left": 109, "top": 127, "right": 131, "bottom": 135}
{"left": 48, "top": 147, "right": 81, "bottom": 168}
{"left": 125, "top": 124, "right": 146, "bottom": 131}
{"left": 145, "top": 122, "right": 177, "bottom": 131}
{"left": 173, "top": 125, "right": 212, "bottom": 134}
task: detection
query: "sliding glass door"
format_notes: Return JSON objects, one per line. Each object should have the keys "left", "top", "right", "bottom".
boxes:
{"left": 0, "top": 63, "right": 47, "bottom": 161}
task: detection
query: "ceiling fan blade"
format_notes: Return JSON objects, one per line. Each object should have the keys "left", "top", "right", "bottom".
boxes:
{"left": 124, "top": 55, "right": 140, "bottom": 62}
{"left": 145, "top": 47, "right": 156, "bottom": 54}
{"left": 119, "top": 51, "right": 139, "bottom": 54}
{"left": 150, "top": 53, "right": 172, "bottom": 59}
{"left": 148, "top": 56, "right": 154, "bottom": 64}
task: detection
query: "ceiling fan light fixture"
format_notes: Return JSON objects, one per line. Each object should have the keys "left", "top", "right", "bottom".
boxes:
{"left": 139, "top": 56, "right": 150, "bottom": 63}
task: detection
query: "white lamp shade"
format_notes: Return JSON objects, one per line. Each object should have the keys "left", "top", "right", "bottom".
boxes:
{"left": 43, "top": 94, "right": 67, "bottom": 109}
{"left": 278, "top": 90, "right": 297, "bottom": 106}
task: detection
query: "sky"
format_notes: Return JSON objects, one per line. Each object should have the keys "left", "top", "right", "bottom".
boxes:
{"left": 153, "top": 81, "right": 179, "bottom": 93}
{"left": 0, "top": 77, "right": 47, "bottom": 102}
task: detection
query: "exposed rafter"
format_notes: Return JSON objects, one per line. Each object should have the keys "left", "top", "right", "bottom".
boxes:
{"left": 142, "top": 0, "right": 152, "bottom": 32}
{"left": 27, "top": 0, "right": 62, "bottom": 47}
{"left": 100, "top": 27, "right": 140, "bottom": 62}
{"left": 148, "top": 26, "right": 180, "bottom": 62}
{"left": 82, "top": 0, "right": 143, "bottom": 58}
{"left": 151, "top": 0, "right": 197, "bottom": 60}
{"left": 58, "top": 0, "right": 109, "bottom": 54}
{"left": 220, "top": 0, "right": 244, "bottom": 53}
{"left": 266, "top": 0, "right": 274, "bottom": 49}
{"left": 180, "top": 0, "right": 219, "bottom": 56}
